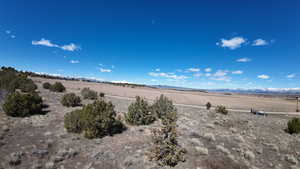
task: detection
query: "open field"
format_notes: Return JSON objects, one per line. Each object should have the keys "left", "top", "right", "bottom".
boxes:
{"left": 33, "top": 77, "right": 298, "bottom": 112}
{"left": 0, "top": 77, "right": 300, "bottom": 169}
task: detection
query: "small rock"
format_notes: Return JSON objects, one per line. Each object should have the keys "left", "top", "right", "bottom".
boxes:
{"left": 32, "top": 149, "right": 49, "bottom": 158}
{"left": 216, "top": 145, "right": 230, "bottom": 155}
{"left": 203, "top": 133, "right": 216, "bottom": 142}
{"left": 45, "top": 161, "right": 55, "bottom": 169}
{"left": 285, "top": 155, "right": 298, "bottom": 165}
{"left": 244, "top": 150, "right": 255, "bottom": 161}
{"left": 2, "top": 125, "right": 9, "bottom": 132}
{"left": 195, "top": 146, "right": 209, "bottom": 155}
{"left": 230, "top": 127, "right": 238, "bottom": 133}
{"left": 7, "top": 152, "right": 22, "bottom": 166}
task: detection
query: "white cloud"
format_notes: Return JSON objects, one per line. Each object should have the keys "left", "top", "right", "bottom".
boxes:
{"left": 155, "top": 68, "right": 160, "bottom": 71}
{"left": 61, "top": 43, "right": 80, "bottom": 51}
{"left": 32, "top": 38, "right": 59, "bottom": 47}
{"left": 150, "top": 79, "right": 158, "bottom": 82}
{"left": 186, "top": 68, "right": 200, "bottom": 72}
{"left": 211, "top": 76, "right": 231, "bottom": 82}
{"left": 5, "top": 30, "right": 11, "bottom": 34}
{"left": 232, "top": 70, "right": 243, "bottom": 75}
{"left": 194, "top": 73, "right": 202, "bottom": 77}
{"left": 11, "top": 35, "right": 16, "bottom": 39}
{"left": 100, "top": 68, "right": 112, "bottom": 73}
{"left": 258, "top": 74, "right": 270, "bottom": 79}
{"left": 148, "top": 72, "right": 188, "bottom": 80}
{"left": 204, "top": 68, "right": 212, "bottom": 72}
{"left": 236, "top": 57, "right": 251, "bottom": 62}
{"left": 252, "top": 39, "right": 268, "bottom": 46}
{"left": 70, "top": 60, "right": 79, "bottom": 64}
{"left": 205, "top": 73, "right": 211, "bottom": 77}
{"left": 287, "top": 74, "right": 296, "bottom": 79}
{"left": 214, "top": 70, "right": 228, "bottom": 77}
{"left": 217, "top": 37, "right": 246, "bottom": 50}
{"left": 32, "top": 38, "right": 80, "bottom": 51}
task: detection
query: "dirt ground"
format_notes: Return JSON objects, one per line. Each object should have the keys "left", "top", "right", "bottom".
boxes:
{"left": 0, "top": 78, "right": 300, "bottom": 169}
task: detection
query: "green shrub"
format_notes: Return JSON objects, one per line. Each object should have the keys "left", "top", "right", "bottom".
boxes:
{"left": 50, "top": 82, "right": 65, "bottom": 92}
{"left": 3, "top": 91, "right": 43, "bottom": 117}
{"left": 81, "top": 88, "right": 98, "bottom": 100}
{"left": 0, "top": 69, "right": 36, "bottom": 93}
{"left": 64, "top": 99, "right": 125, "bottom": 139}
{"left": 148, "top": 110, "right": 186, "bottom": 167}
{"left": 43, "top": 82, "right": 51, "bottom": 89}
{"left": 17, "top": 76, "right": 37, "bottom": 93}
{"left": 206, "top": 102, "right": 212, "bottom": 110}
{"left": 99, "top": 92, "right": 105, "bottom": 98}
{"left": 151, "top": 94, "right": 176, "bottom": 119}
{"left": 125, "top": 96, "right": 155, "bottom": 125}
{"left": 286, "top": 118, "right": 300, "bottom": 134}
{"left": 215, "top": 105, "right": 228, "bottom": 115}
{"left": 61, "top": 93, "right": 81, "bottom": 107}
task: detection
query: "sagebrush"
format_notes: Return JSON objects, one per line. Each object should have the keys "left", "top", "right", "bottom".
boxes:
{"left": 81, "top": 88, "right": 98, "bottom": 100}
{"left": 61, "top": 93, "right": 81, "bottom": 107}
{"left": 215, "top": 105, "right": 228, "bottom": 115}
{"left": 286, "top": 118, "right": 300, "bottom": 134}
{"left": 3, "top": 91, "right": 43, "bottom": 117}
{"left": 125, "top": 96, "right": 156, "bottom": 125}
{"left": 43, "top": 82, "right": 51, "bottom": 89}
{"left": 50, "top": 82, "right": 66, "bottom": 92}
{"left": 206, "top": 102, "right": 212, "bottom": 110}
{"left": 64, "top": 99, "right": 125, "bottom": 139}
{"left": 151, "top": 94, "right": 176, "bottom": 119}
{"left": 148, "top": 110, "right": 186, "bottom": 167}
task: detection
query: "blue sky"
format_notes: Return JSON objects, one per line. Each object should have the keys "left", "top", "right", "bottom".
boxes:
{"left": 0, "top": 0, "right": 299, "bottom": 89}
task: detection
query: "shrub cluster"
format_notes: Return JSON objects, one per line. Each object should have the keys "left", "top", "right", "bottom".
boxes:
{"left": 286, "top": 118, "right": 300, "bottom": 134}
{"left": 61, "top": 93, "right": 81, "bottom": 107}
{"left": 206, "top": 102, "right": 212, "bottom": 110}
{"left": 50, "top": 82, "right": 66, "bottom": 92}
{"left": 0, "top": 68, "right": 37, "bottom": 93}
{"left": 64, "top": 99, "right": 125, "bottom": 139}
{"left": 99, "top": 92, "right": 105, "bottom": 98}
{"left": 125, "top": 96, "right": 156, "bottom": 125}
{"left": 43, "top": 82, "right": 51, "bottom": 89}
{"left": 151, "top": 94, "right": 176, "bottom": 119}
{"left": 148, "top": 108, "right": 186, "bottom": 167}
{"left": 81, "top": 88, "right": 98, "bottom": 100}
{"left": 215, "top": 105, "right": 228, "bottom": 115}
{"left": 3, "top": 91, "right": 43, "bottom": 117}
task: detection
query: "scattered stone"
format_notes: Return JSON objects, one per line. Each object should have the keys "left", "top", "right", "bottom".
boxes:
{"left": 45, "top": 161, "right": 55, "bottom": 169}
{"left": 230, "top": 127, "right": 238, "bottom": 133}
{"left": 32, "top": 149, "right": 49, "bottom": 158}
{"left": 203, "top": 133, "right": 216, "bottom": 142}
{"left": 216, "top": 145, "right": 230, "bottom": 155}
{"left": 2, "top": 125, "right": 9, "bottom": 132}
{"left": 7, "top": 152, "right": 22, "bottom": 166}
{"left": 195, "top": 146, "right": 208, "bottom": 155}
{"left": 285, "top": 155, "right": 298, "bottom": 165}
{"left": 244, "top": 150, "right": 255, "bottom": 161}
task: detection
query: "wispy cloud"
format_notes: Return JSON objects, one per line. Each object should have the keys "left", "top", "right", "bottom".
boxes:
{"left": 32, "top": 38, "right": 59, "bottom": 47}
{"left": 155, "top": 68, "right": 160, "bottom": 71}
{"left": 149, "top": 72, "right": 188, "bottom": 80}
{"left": 213, "top": 70, "right": 228, "bottom": 77}
{"left": 5, "top": 30, "right": 11, "bottom": 34}
{"left": 252, "top": 39, "right": 268, "bottom": 46}
{"left": 186, "top": 68, "right": 200, "bottom": 72}
{"left": 236, "top": 57, "right": 251, "bottom": 62}
{"left": 100, "top": 68, "right": 112, "bottom": 73}
{"left": 194, "top": 73, "right": 202, "bottom": 77}
{"left": 217, "top": 37, "right": 246, "bottom": 50}
{"left": 287, "top": 74, "right": 296, "bottom": 79}
{"left": 111, "top": 80, "right": 131, "bottom": 84}
{"left": 232, "top": 70, "right": 243, "bottom": 75}
{"left": 204, "top": 68, "right": 212, "bottom": 72}
{"left": 61, "top": 43, "right": 80, "bottom": 51}
{"left": 11, "top": 35, "right": 16, "bottom": 39}
{"left": 211, "top": 70, "right": 231, "bottom": 82}
{"left": 70, "top": 60, "right": 79, "bottom": 64}
{"left": 32, "top": 38, "right": 80, "bottom": 51}
{"left": 258, "top": 74, "right": 270, "bottom": 79}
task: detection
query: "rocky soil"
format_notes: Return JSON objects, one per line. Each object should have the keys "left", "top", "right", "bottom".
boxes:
{"left": 1, "top": 81, "right": 300, "bottom": 169}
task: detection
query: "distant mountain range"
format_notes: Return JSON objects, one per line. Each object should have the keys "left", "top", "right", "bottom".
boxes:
{"left": 152, "top": 85, "right": 300, "bottom": 95}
